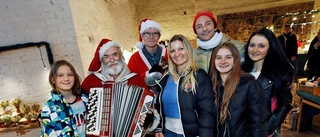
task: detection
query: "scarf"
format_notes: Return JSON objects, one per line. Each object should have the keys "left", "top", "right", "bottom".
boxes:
{"left": 197, "top": 31, "right": 223, "bottom": 50}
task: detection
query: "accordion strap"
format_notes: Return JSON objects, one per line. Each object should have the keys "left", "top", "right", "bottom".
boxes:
{"left": 118, "top": 73, "right": 138, "bottom": 83}
{"left": 93, "top": 72, "right": 138, "bottom": 83}
{"left": 93, "top": 72, "right": 108, "bottom": 82}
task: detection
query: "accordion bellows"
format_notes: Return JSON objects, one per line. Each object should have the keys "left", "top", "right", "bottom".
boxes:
{"left": 86, "top": 82, "right": 154, "bottom": 137}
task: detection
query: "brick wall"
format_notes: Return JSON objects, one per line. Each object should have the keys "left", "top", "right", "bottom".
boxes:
{"left": 69, "top": 0, "right": 137, "bottom": 74}
{"left": 0, "top": 1, "right": 81, "bottom": 135}
{"left": 0, "top": 0, "right": 82, "bottom": 106}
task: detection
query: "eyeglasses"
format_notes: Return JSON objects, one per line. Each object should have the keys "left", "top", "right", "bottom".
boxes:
{"left": 143, "top": 32, "right": 160, "bottom": 37}
{"left": 103, "top": 52, "right": 119, "bottom": 61}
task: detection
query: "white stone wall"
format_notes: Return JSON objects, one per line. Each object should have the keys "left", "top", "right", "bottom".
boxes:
{"left": 0, "top": 0, "right": 82, "bottom": 105}
{"left": 69, "top": 0, "right": 137, "bottom": 73}
{"left": 0, "top": 0, "right": 81, "bottom": 136}
{"left": 135, "top": 0, "right": 197, "bottom": 41}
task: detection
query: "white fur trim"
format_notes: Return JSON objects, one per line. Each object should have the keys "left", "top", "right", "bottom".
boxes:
{"left": 138, "top": 50, "right": 152, "bottom": 68}
{"left": 159, "top": 44, "right": 166, "bottom": 58}
{"left": 147, "top": 109, "right": 160, "bottom": 132}
{"left": 99, "top": 41, "right": 120, "bottom": 61}
{"left": 136, "top": 42, "right": 144, "bottom": 50}
{"left": 140, "top": 20, "right": 162, "bottom": 34}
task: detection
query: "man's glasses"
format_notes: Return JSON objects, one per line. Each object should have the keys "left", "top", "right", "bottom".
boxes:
{"left": 103, "top": 52, "right": 119, "bottom": 61}
{"left": 143, "top": 32, "right": 160, "bottom": 37}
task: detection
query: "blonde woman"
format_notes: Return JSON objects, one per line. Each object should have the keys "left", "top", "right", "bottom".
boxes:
{"left": 152, "top": 34, "right": 215, "bottom": 137}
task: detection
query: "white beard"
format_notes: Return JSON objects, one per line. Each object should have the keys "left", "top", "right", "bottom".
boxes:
{"left": 102, "top": 61, "right": 124, "bottom": 76}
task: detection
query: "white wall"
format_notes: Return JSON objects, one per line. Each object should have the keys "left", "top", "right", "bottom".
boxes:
{"left": 0, "top": 0, "right": 82, "bottom": 105}
{"left": 0, "top": 0, "right": 82, "bottom": 135}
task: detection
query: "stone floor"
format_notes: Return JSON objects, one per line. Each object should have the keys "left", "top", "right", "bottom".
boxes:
{"left": 281, "top": 114, "right": 320, "bottom": 137}
{"left": 281, "top": 79, "right": 320, "bottom": 137}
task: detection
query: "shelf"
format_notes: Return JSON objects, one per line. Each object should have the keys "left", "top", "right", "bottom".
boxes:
{"left": 0, "top": 122, "right": 39, "bottom": 133}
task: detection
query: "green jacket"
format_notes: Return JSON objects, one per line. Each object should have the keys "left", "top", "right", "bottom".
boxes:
{"left": 193, "top": 33, "right": 245, "bottom": 73}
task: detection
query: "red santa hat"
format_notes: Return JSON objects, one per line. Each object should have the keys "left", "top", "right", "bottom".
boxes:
{"left": 136, "top": 18, "right": 162, "bottom": 49}
{"left": 88, "top": 38, "right": 120, "bottom": 73}
{"left": 192, "top": 11, "right": 218, "bottom": 34}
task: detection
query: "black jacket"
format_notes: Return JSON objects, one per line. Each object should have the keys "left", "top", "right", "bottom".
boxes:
{"left": 154, "top": 68, "right": 215, "bottom": 137}
{"left": 277, "top": 32, "right": 298, "bottom": 60}
{"left": 257, "top": 73, "right": 293, "bottom": 135}
{"left": 307, "top": 36, "right": 320, "bottom": 67}
{"left": 216, "top": 72, "right": 267, "bottom": 137}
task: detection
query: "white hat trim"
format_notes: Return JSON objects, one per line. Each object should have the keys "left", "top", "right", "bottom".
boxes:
{"left": 99, "top": 41, "right": 120, "bottom": 61}
{"left": 136, "top": 42, "right": 144, "bottom": 50}
{"left": 139, "top": 20, "right": 162, "bottom": 34}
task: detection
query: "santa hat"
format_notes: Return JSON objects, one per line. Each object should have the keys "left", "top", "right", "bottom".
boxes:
{"left": 88, "top": 38, "right": 120, "bottom": 73}
{"left": 192, "top": 11, "right": 218, "bottom": 34}
{"left": 136, "top": 18, "right": 162, "bottom": 49}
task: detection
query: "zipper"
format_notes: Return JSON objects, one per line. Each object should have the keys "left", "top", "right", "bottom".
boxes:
{"left": 175, "top": 76, "right": 186, "bottom": 137}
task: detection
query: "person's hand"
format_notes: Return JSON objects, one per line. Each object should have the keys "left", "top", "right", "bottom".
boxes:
{"left": 139, "top": 111, "right": 153, "bottom": 128}
{"left": 160, "top": 61, "right": 168, "bottom": 70}
{"left": 37, "top": 113, "right": 42, "bottom": 127}
{"left": 291, "top": 56, "right": 296, "bottom": 61}
{"left": 140, "top": 114, "right": 147, "bottom": 126}
{"left": 155, "top": 132, "right": 164, "bottom": 137}
{"left": 149, "top": 56, "right": 168, "bottom": 73}
{"left": 38, "top": 117, "right": 42, "bottom": 127}
{"left": 159, "top": 56, "right": 168, "bottom": 70}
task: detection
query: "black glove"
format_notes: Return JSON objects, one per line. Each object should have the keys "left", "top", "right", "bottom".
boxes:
{"left": 143, "top": 112, "right": 154, "bottom": 128}
{"left": 149, "top": 64, "right": 163, "bottom": 73}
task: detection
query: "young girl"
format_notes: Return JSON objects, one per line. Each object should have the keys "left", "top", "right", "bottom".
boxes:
{"left": 40, "top": 60, "right": 88, "bottom": 137}
{"left": 241, "top": 28, "right": 295, "bottom": 137}
{"left": 208, "top": 42, "right": 267, "bottom": 137}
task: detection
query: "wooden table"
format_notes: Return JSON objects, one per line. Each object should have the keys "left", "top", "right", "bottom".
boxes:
{"left": 297, "top": 90, "right": 320, "bottom": 132}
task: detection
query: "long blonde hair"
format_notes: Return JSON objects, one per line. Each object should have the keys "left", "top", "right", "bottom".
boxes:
{"left": 167, "top": 34, "right": 198, "bottom": 94}
{"left": 209, "top": 42, "right": 241, "bottom": 124}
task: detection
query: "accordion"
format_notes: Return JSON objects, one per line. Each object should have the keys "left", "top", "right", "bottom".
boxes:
{"left": 86, "top": 82, "right": 154, "bottom": 137}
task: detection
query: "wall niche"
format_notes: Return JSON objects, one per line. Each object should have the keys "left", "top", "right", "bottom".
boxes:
{"left": 217, "top": 1, "right": 315, "bottom": 43}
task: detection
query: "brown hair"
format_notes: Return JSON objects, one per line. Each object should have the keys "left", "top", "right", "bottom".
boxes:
{"left": 209, "top": 42, "right": 241, "bottom": 124}
{"left": 48, "top": 60, "right": 82, "bottom": 96}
